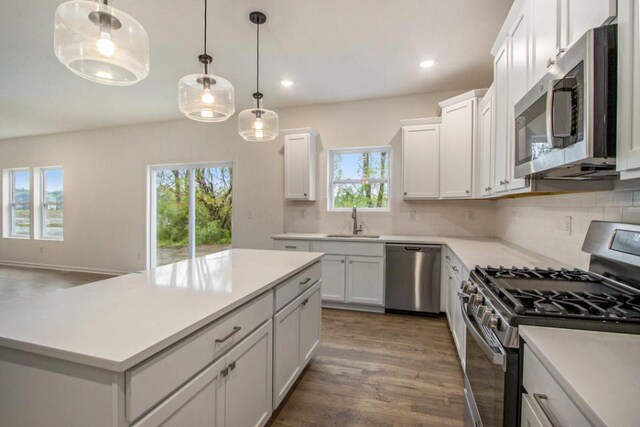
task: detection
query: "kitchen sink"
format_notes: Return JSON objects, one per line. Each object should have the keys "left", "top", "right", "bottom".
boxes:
{"left": 326, "top": 234, "right": 381, "bottom": 239}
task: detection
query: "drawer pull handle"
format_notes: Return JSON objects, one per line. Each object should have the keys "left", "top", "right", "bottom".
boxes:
{"left": 452, "top": 266, "right": 459, "bottom": 272}
{"left": 445, "top": 255, "right": 451, "bottom": 261}
{"left": 533, "top": 394, "right": 563, "bottom": 427}
{"left": 221, "top": 367, "right": 229, "bottom": 377}
{"left": 285, "top": 245, "right": 297, "bottom": 249}
{"left": 299, "top": 278, "right": 312, "bottom": 285}
{"left": 228, "top": 361, "right": 237, "bottom": 371}
{"left": 215, "top": 326, "right": 242, "bottom": 343}
{"left": 301, "top": 298, "right": 309, "bottom": 307}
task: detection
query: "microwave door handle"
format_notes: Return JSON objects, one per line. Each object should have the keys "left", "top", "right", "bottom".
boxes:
{"left": 546, "top": 79, "right": 559, "bottom": 149}
{"left": 458, "top": 297, "right": 506, "bottom": 370}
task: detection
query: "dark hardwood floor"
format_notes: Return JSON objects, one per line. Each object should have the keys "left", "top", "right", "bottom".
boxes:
{"left": 270, "top": 309, "right": 465, "bottom": 427}
{"left": 0, "top": 264, "right": 113, "bottom": 302}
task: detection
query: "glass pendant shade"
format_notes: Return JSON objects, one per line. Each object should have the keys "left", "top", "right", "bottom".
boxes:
{"left": 178, "top": 73, "right": 235, "bottom": 122}
{"left": 238, "top": 103, "right": 279, "bottom": 142}
{"left": 54, "top": 0, "right": 149, "bottom": 85}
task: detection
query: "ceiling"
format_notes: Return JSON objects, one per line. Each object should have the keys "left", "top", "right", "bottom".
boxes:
{"left": 0, "top": 0, "right": 512, "bottom": 140}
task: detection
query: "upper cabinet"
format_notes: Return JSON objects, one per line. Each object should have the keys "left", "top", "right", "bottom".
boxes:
{"left": 564, "top": 0, "right": 617, "bottom": 48}
{"left": 478, "top": 85, "right": 495, "bottom": 198}
{"left": 439, "top": 90, "right": 487, "bottom": 199}
{"left": 283, "top": 128, "right": 317, "bottom": 201}
{"left": 530, "top": 0, "right": 560, "bottom": 85}
{"left": 401, "top": 118, "right": 441, "bottom": 199}
{"left": 618, "top": 0, "right": 640, "bottom": 179}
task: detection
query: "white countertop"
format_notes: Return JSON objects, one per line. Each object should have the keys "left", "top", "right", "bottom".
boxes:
{"left": 272, "top": 233, "right": 566, "bottom": 271}
{"left": 520, "top": 326, "right": 640, "bottom": 427}
{"left": 0, "top": 249, "right": 323, "bottom": 372}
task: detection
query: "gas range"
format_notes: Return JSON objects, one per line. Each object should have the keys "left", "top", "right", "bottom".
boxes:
{"left": 462, "top": 222, "right": 640, "bottom": 349}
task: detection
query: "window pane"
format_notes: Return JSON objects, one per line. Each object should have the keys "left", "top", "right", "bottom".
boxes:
{"left": 155, "top": 169, "right": 190, "bottom": 266}
{"left": 194, "top": 166, "right": 233, "bottom": 258}
{"left": 333, "top": 150, "right": 389, "bottom": 181}
{"left": 12, "top": 170, "right": 30, "bottom": 237}
{"left": 43, "top": 168, "right": 64, "bottom": 238}
{"left": 332, "top": 182, "right": 389, "bottom": 209}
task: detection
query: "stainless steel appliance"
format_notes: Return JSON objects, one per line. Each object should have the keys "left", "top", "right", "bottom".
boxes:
{"left": 461, "top": 221, "right": 640, "bottom": 426}
{"left": 513, "top": 25, "right": 617, "bottom": 180}
{"left": 385, "top": 244, "right": 441, "bottom": 315}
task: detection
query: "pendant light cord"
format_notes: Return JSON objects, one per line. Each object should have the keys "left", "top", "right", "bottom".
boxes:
{"left": 256, "top": 21, "right": 260, "bottom": 108}
{"left": 203, "top": 0, "right": 208, "bottom": 55}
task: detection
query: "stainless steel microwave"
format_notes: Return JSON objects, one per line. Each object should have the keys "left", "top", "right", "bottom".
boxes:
{"left": 513, "top": 25, "right": 617, "bottom": 180}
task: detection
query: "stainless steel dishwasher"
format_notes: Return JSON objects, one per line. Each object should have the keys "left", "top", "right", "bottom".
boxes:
{"left": 385, "top": 244, "right": 441, "bottom": 315}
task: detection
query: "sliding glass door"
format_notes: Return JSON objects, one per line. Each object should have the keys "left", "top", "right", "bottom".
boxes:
{"left": 150, "top": 162, "right": 233, "bottom": 267}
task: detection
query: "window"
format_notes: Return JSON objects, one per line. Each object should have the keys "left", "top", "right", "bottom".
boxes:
{"left": 329, "top": 147, "right": 391, "bottom": 211}
{"left": 4, "top": 169, "right": 31, "bottom": 238}
{"left": 149, "top": 162, "right": 233, "bottom": 267}
{"left": 39, "top": 167, "right": 64, "bottom": 240}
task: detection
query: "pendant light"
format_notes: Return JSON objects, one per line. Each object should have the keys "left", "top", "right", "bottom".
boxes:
{"left": 238, "top": 12, "right": 279, "bottom": 142}
{"left": 178, "top": 0, "right": 234, "bottom": 122}
{"left": 54, "top": 0, "right": 149, "bottom": 85}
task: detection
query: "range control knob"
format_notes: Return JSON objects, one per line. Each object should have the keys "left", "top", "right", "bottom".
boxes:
{"left": 470, "top": 294, "right": 484, "bottom": 307}
{"left": 482, "top": 312, "right": 499, "bottom": 329}
{"left": 477, "top": 305, "right": 488, "bottom": 318}
{"left": 461, "top": 281, "right": 477, "bottom": 294}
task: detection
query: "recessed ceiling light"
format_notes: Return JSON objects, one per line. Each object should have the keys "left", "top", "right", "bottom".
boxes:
{"left": 280, "top": 79, "right": 294, "bottom": 87}
{"left": 420, "top": 59, "right": 437, "bottom": 69}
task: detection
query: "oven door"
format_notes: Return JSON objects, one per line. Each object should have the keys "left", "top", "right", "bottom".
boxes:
{"left": 461, "top": 299, "right": 519, "bottom": 426}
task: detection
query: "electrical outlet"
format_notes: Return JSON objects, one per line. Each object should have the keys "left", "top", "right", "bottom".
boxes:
{"left": 299, "top": 210, "right": 305, "bottom": 219}
{"left": 468, "top": 210, "right": 475, "bottom": 222}
{"left": 39, "top": 247, "right": 44, "bottom": 254}
{"left": 565, "top": 215, "right": 573, "bottom": 235}
{"left": 247, "top": 210, "right": 253, "bottom": 219}
{"left": 409, "top": 210, "right": 416, "bottom": 221}
{"left": 137, "top": 252, "right": 142, "bottom": 260}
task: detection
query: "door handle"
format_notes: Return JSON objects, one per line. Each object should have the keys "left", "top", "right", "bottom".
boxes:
{"left": 215, "top": 326, "right": 241, "bottom": 343}
{"left": 403, "top": 246, "right": 423, "bottom": 251}
{"left": 299, "top": 277, "right": 312, "bottom": 285}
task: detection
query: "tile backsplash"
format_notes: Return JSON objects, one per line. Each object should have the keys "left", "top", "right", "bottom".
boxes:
{"left": 496, "top": 190, "right": 640, "bottom": 269}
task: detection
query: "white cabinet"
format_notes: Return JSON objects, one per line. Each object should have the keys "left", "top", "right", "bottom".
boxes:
{"left": 320, "top": 255, "right": 346, "bottom": 302}
{"left": 224, "top": 321, "right": 273, "bottom": 427}
{"left": 617, "top": 0, "right": 640, "bottom": 179}
{"left": 565, "top": 0, "right": 616, "bottom": 48}
{"left": 509, "top": 9, "right": 529, "bottom": 105}
{"left": 530, "top": 0, "right": 560, "bottom": 85}
{"left": 273, "top": 240, "right": 310, "bottom": 252}
{"left": 401, "top": 121, "right": 441, "bottom": 199}
{"left": 444, "top": 251, "right": 465, "bottom": 368}
{"left": 134, "top": 321, "right": 273, "bottom": 427}
{"left": 283, "top": 128, "right": 317, "bottom": 201}
{"left": 440, "top": 98, "right": 475, "bottom": 198}
{"left": 521, "top": 394, "right": 550, "bottom": 427}
{"left": 494, "top": 40, "right": 510, "bottom": 194}
{"left": 478, "top": 85, "right": 495, "bottom": 198}
{"left": 273, "top": 282, "right": 321, "bottom": 408}
{"left": 346, "top": 256, "right": 384, "bottom": 306}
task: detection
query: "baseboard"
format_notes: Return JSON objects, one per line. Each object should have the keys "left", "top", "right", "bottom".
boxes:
{"left": 0, "top": 260, "right": 128, "bottom": 276}
{"left": 322, "top": 301, "right": 385, "bottom": 313}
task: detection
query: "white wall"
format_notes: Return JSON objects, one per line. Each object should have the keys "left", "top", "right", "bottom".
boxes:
{"left": 0, "top": 90, "right": 480, "bottom": 273}
{"left": 496, "top": 190, "right": 640, "bottom": 269}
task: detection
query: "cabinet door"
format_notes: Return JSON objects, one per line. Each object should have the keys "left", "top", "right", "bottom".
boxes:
{"left": 531, "top": 0, "right": 560, "bottom": 84}
{"left": 225, "top": 321, "right": 273, "bottom": 427}
{"left": 440, "top": 100, "right": 474, "bottom": 198}
{"left": 300, "top": 286, "right": 322, "bottom": 366}
{"left": 566, "top": 0, "right": 616, "bottom": 47}
{"left": 521, "top": 394, "right": 551, "bottom": 427}
{"left": 445, "top": 269, "right": 454, "bottom": 328}
{"left": 402, "top": 124, "right": 440, "bottom": 199}
{"left": 346, "top": 256, "right": 384, "bottom": 305}
{"left": 284, "top": 134, "right": 310, "bottom": 200}
{"left": 451, "top": 275, "right": 466, "bottom": 366}
{"left": 133, "top": 358, "right": 225, "bottom": 427}
{"left": 494, "top": 40, "right": 509, "bottom": 193}
{"left": 273, "top": 300, "right": 302, "bottom": 407}
{"left": 479, "top": 92, "right": 494, "bottom": 197}
{"left": 320, "top": 255, "right": 346, "bottom": 302}
{"left": 618, "top": 0, "right": 640, "bottom": 178}
{"left": 509, "top": 9, "right": 529, "bottom": 107}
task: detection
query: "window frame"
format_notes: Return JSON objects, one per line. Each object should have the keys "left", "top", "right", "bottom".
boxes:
{"left": 37, "top": 167, "right": 64, "bottom": 241}
{"left": 4, "top": 168, "right": 31, "bottom": 239}
{"left": 147, "top": 161, "right": 235, "bottom": 269}
{"left": 328, "top": 146, "right": 392, "bottom": 212}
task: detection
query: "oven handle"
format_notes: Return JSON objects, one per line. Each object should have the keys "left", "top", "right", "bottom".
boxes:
{"left": 459, "top": 298, "right": 506, "bottom": 370}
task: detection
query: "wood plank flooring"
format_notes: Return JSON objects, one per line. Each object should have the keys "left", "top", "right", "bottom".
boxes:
{"left": 0, "top": 265, "right": 113, "bottom": 302}
{"left": 270, "top": 309, "right": 465, "bottom": 427}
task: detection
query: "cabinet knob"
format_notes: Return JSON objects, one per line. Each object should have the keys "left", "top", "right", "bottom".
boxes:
{"left": 349, "top": 260, "right": 353, "bottom": 264}
{"left": 546, "top": 58, "right": 555, "bottom": 68}
{"left": 304, "top": 193, "right": 307, "bottom": 197}
{"left": 341, "top": 260, "right": 345, "bottom": 264}
{"left": 556, "top": 47, "right": 565, "bottom": 57}
{"left": 465, "top": 190, "right": 470, "bottom": 194}
{"left": 404, "top": 192, "right": 407, "bottom": 196}
{"left": 504, "top": 180, "right": 510, "bottom": 184}
{"left": 488, "top": 186, "right": 492, "bottom": 191}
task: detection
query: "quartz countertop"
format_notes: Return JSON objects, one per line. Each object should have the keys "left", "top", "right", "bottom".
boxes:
{"left": 520, "top": 326, "right": 640, "bottom": 427}
{"left": 0, "top": 249, "right": 323, "bottom": 372}
{"left": 272, "top": 233, "right": 566, "bottom": 271}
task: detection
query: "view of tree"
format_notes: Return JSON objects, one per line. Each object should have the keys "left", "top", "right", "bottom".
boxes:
{"left": 333, "top": 150, "right": 389, "bottom": 209}
{"left": 156, "top": 167, "right": 232, "bottom": 256}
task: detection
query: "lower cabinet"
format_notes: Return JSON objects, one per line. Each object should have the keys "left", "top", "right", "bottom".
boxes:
{"left": 320, "top": 254, "right": 384, "bottom": 306}
{"left": 445, "top": 255, "right": 466, "bottom": 368}
{"left": 273, "top": 282, "right": 322, "bottom": 408}
{"left": 134, "top": 321, "right": 273, "bottom": 427}
{"left": 320, "top": 255, "right": 347, "bottom": 302}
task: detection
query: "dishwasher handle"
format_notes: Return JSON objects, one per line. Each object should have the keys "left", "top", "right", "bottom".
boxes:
{"left": 387, "top": 244, "right": 441, "bottom": 252}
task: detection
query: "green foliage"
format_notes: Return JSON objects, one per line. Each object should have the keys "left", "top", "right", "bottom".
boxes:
{"left": 333, "top": 150, "right": 389, "bottom": 209}
{"left": 156, "top": 167, "right": 232, "bottom": 248}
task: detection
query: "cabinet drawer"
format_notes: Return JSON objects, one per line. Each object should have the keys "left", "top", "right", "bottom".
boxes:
{"left": 126, "top": 291, "right": 273, "bottom": 423}
{"left": 522, "top": 344, "right": 592, "bottom": 426}
{"left": 273, "top": 240, "right": 310, "bottom": 252}
{"left": 275, "top": 262, "right": 321, "bottom": 312}
{"left": 310, "top": 241, "right": 384, "bottom": 257}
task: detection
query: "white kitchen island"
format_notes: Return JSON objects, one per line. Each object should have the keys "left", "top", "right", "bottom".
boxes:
{"left": 0, "top": 249, "right": 323, "bottom": 427}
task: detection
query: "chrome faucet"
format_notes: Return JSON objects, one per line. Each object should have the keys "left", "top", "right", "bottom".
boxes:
{"left": 352, "top": 207, "right": 363, "bottom": 235}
